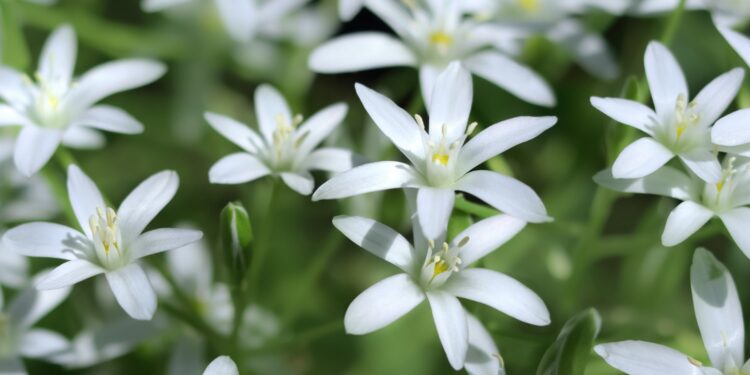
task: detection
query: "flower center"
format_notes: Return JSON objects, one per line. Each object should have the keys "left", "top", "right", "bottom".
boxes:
{"left": 417, "top": 115, "right": 477, "bottom": 186}
{"left": 24, "top": 73, "right": 69, "bottom": 129}
{"left": 429, "top": 31, "right": 454, "bottom": 47}
{"left": 518, "top": 0, "right": 540, "bottom": 12}
{"left": 269, "top": 113, "right": 305, "bottom": 170}
{"left": 673, "top": 94, "right": 700, "bottom": 140}
{"left": 702, "top": 157, "right": 750, "bottom": 212}
{"left": 89, "top": 207, "right": 124, "bottom": 268}
{"left": 420, "top": 237, "right": 469, "bottom": 288}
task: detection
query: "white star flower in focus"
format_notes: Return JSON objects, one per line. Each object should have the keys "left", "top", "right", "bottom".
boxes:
{"left": 2, "top": 165, "right": 203, "bottom": 320}
{"left": 596, "top": 248, "right": 749, "bottom": 375}
{"left": 0, "top": 25, "right": 166, "bottom": 176}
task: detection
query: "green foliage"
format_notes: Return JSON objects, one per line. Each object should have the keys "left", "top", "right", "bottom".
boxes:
{"left": 537, "top": 308, "right": 602, "bottom": 375}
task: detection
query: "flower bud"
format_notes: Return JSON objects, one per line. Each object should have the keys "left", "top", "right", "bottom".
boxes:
{"left": 218, "top": 201, "right": 253, "bottom": 283}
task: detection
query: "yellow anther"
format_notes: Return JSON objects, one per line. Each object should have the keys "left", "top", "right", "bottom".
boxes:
{"left": 432, "top": 153, "right": 450, "bottom": 166}
{"left": 676, "top": 126, "right": 685, "bottom": 139}
{"left": 687, "top": 357, "right": 702, "bottom": 367}
{"left": 716, "top": 180, "right": 725, "bottom": 192}
{"left": 458, "top": 236, "right": 469, "bottom": 247}
{"left": 518, "top": 0, "right": 540, "bottom": 12}
{"left": 432, "top": 260, "right": 450, "bottom": 277}
{"left": 415, "top": 114, "right": 426, "bottom": 130}
{"left": 429, "top": 31, "right": 454, "bottom": 46}
{"left": 292, "top": 114, "right": 304, "bottom": 127}
{"left": 467, "top": 122, "right": 478, "bottom": 136}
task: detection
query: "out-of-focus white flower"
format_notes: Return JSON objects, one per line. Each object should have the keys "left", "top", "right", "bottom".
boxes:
{"left": 339, "top": 0, "right": 364, "bottom": 21}
{"left": 0, "top": 25, "right": 166, "bottom": 176}
{"left": 591, "top": 41, "right": 743, "bottom": 183}
{"left": 465, "top": 313, "right": 506, "bottom": 375}
{"left": 314, "top": 63, "right": 554, "bottom": 240}
{"left": 203, "top": 356, "right": 239, "bottom": 375}
{"left": 2, "top": 165, "right": 202, "bottom": 320}
{"left": 0, "top": 276, "right": 71, "bottom": 374}
{"left": 309, "top": 0, "right": 556, "bottom": 107}
{"left": 596, "top": 248, "right": 748, "bottom": 374}
{"left": 335, "top": 213, "right": 548, "bottom": 371}
{"left": 206, "top": 84, "right": 356, "bottom": 195}
{"left": 595, "top": 156, "right": 750, "bottom": 258}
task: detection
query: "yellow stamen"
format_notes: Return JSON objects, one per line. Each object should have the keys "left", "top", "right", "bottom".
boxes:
{"left": 432, "top": 153, "right": 450, "bottom": 166}
{"left": 676, "top": 126, "right": 685, "bottom": 139}
{"left": 716, "top": 180, "right": 725, "bottom": 192}
{"left": 429, "top": 31, "right": 453, "bottom": 46}
{"left": 687, "top": 357, "right": 702, "bottom": 367}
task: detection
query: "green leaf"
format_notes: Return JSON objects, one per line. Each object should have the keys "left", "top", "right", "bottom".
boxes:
{"left": 536, "top": 308, "right": 602, "bottom": 375}
{"left": 0, "top": 1, "right": 31, "bottom": 70}
{"left": 218, "top": 201, "right": 253, "bottom": 284}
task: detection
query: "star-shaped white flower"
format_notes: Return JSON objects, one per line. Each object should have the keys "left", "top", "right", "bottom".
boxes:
{"left": 202, "top": 355, "right": 239, "bottom": 375}
{"left": 0, "top": 25, "right": 166, "bottom": 176}
{"left": 309, "top": 0, "right": 556, "bottom": 107}
{"left": 595, "top": 156, "right": 750, "bottom": 259}
{"left": 313, "top": 62, "right": 555, "bottom": 240}
{"left": 2, "top": 165, "right": 203, "bottom": 320}
{"left": 0, "top": 278, "right": 71, "bottom": 375}
{"left": 596, "top": 248, "right": 749, "bottom": 375}
{"left": 335, "top": 213, "right": 549, "bottom": 371}
{"left": 591, "top": 41, "right": 744, "bottom": 183}
{"left": 206, "top": 84, "right": 355, "bottom": 195}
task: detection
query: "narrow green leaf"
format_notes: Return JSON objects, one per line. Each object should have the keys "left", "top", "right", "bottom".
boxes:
{"left": 536, "top": 308, "right": 602, "bottom": 375}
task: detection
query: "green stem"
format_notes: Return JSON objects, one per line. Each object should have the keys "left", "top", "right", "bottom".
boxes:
{"left": 249, "top": 320, "right": 343, "bottom": 355}
{"left": 40, "top": 163, "right": 76, "bottom": 225}
{"left": 659, "top": 0, "right": 688, "bottom": 46}
{"left": 454, "top": 194, "right": 499, "bottom": 219}
{"left": 248, "top": 180, "right": 279, "bottom": 300}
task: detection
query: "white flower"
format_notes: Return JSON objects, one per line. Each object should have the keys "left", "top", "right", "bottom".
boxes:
{"left": 206, "top": 84, "right": 355, "bottom": 195}
{"left": 334, "top": 213, "right": 549, "bottom": 371}
{"left": 203, "top": 356, "right": 239, "bottom": 375}
{"left": 465, "top": 313, "right": 507, "bottom": 375}
{"left": 0, "top": 25, "right": 166, "bottom": 176}
{"left": 339, "top": 0, "right": 364, "bottom": 21}
{"left": 2, "top": 165, "right": 203, "bottom": 320}
{"left": 704, "top": 0, "right": 750, "bottom": 27}
{"left": 309, "top": 0, "right": 556, "bottom": 107}
{"left": 0, "top": 277, "right": 71, "bottom": 374}
{"left": 313, "top": 62, "right": 555, "bottom": 240}
{"left": 591, "top": 41, "right": 744, "bottom": 183}
{"left": 596, "top": 248, "right": 748, "bottom": 375}
{"left": 595, "top": 156, "right": 750, "bottom": 259}
{"left": 718, "top": 26, "right": 750, "bottom": 71}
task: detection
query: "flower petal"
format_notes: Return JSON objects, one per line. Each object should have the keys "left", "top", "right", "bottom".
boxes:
{"left": 692, "top": 68, "right": 744, "bottom": 128}
{"left": 3, "top": 222, "right": 88, "bottom": 260}
{"left": 594, "top": 341, "right": 703, "bottom": 375}
{"left": 131, "top": 228, "right": 203, "bottom": 260}
{"left": 36, "top": 260, "right": 105, "bottom": 290}
{"left": 464, "top": 51, "right": 555, "bottom": 107}
{"left": 428, "top": 62, "right": 472, "bottom": 143}
{"left": 312, "top": 161, "right": 420, "bottom": 200}
{"left": 720, "top": 207, "right": 750, "bottom": 260}
{"left": 72, "top": 105, "right": 144, "bottom": 134}
{"left": 611, "top": 137, "right": 673, "bottom": 179}
{"left": 712, "top": 108, "right": 750, "bottom": 147}
{"left": 294, "top": 102, "right": 348, "bottom": 159}
{"left": 141, "top": 0, "right": 192, "bottom": 12}
{"left": 309, "top": 33, "right": 416, "bottom": 73}
{"left": 465, "top": 313, "right": 503, "bottom": 375}
{"left": 362, "top": 0, "right": 411, "bottom": 37}
{"left": 644, "top": 41, "right": 688, "bottom": 120}
{"left": 0, "top": 247, "right": 28, "bottom": 288}
{"left": 338, "top": 0, "right": 364, "bottom": 20}
{"left": 203, "top": 356, "right": 239, "bottom": 375}
{"left": 679, "top": 150, "right": 722, "bottom": 184}
{"left": 457, "top": 116, "right": 557, "bottom": 175}
{"left": 280, "top": 171, "right": 314, "bottom": 195}
{"left": 117, "top": 170, "right": 179, "bottom": 244}
{"left": 214, "top": 0, "right": 256, "bottom": 43}
{"left": 453, "top": 214, "right": 526, "bottom": 266}
{"left": 67, "top": 164, "right": 106, "bottom": 237}
{"left": 8, "top": 281, "right": 71, "bottom": 328}
{"left": 333, "top": 215, "right": 416, "bottom": 272}
{"left": 301, "top": 147, "right": 360, "bottom": 173}
{"left": 18, "top": 329, "right": 70, "bottom": 358}
{"left": 416, "top": 187, "right": 454, "bottom": 241}
{"left": 105, "top": 263, "right": 157, "bottom": 320}
{"left": 547, "top": 19, "right": 619, "bottom": 80}
{"left": 38, "top": 25, "right": 76, "bottom": 91}
{"left": 0, "top": 105, "right": 33, "bottom": 127}
{"left": 593, "top": 167, "right": 697, "bottom": 201}
{"left": 205, "top": 112, "right": 263, "bottom": 153}
{"left": 590, "top": 97, "right": 657, "bottom": 135}
{"left": 690, "top": 248, "right": 744, "bottom": 368}
{"left": 209, "top": 152, "right": 270, "bottom": 185}
{"left": 13, "top": 126, "right": 62, "bottom": 177}
{"left": 420, "top": 65, "right": 440, "bottom": 111}
{"left": 661, "top": 201, "right": 713, "bottom": 246}
{"left": 61, "top": 126, "right": 105, "bottom": 149}
{"left": 254, "top": 84, "right": 291, "bottom": 143}
{"left": 426, "top": 291, "right": 468, "bottom": 370}
{"left": 443, "top": 268, "right": 550, "bottom": 326}
{"left": 719, "top": 26, "right": 750, "bottom": 68}
{"left": 456, "top": 170, "right": 550, "bottom": 223}
{"left": 345, "top": 273, "right": 424, "bottom": 334}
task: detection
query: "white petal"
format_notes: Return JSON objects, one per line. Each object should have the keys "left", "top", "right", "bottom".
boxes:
{"left": 345, "top": 273, "right": 424, "bottom": 334}
{"left": 712, "top": 109, "right": 750, "bottom": 147}
{"left": 13, "top": 126, "right": 62, "bottom": 177}
{"left": 214, "top": 0, "right": 256, "bottom": 43}
{"left": 590, "top": 97, "right": 657, "bottom": 135}
{"left": 72, "top": 105, "right": 144, "bottom": 134}
{"left": 209, "top": 153, "right": 270, "bottom": 185}
{"left": 420, "top": 65, "right": 440, "bottom": 111}
{"left": 690, "top": 248, "right": 744, "bottom": 368}
{"left": 312, "top": 161, "right": 420, "bottom": 200}
{"left": 333, "top": 215, "right": 416, "bottom": 272}
{"left": 464, "top": 51, "right": 555, "bottom": 107}
{"left": 66, "top": 59, "right": 166, "bottom": 113}
{"left": 131, "top": 228, "right": 203, "bottom": 260}
{"left": 309, "top": 33, "right": 416, "bottom": 73}
{"left": 458, "top": 116, "right": 557, "bottom": 175}
{"left": 428, "top": 62, "right": 472, "bottom": 143}
{"left": 117, "top": 170, "right": 179, "bottom": 243}
{"left": 254, "top": 84, "right": 291, "bottom": 143}
{"left": 443, "top": 268, "right": 550, "bottom": 326}
{"left": 0, "top": 67, "right": 28, "bottom": 107}
{"left": 0, "top": 105, "right": 32, "bottom": 127}
{"left": 18, "top": 329, "right": 70, "bottom": 358}
{"left": 301, "top": 147, "right": 359, "bottom": 173}
{"left": 416, "top": 187, "right": 454, "bottom": 240}
{"left": 358, "top": 0, "right": 411, "bottom": 37}
{"left": 37, "top": 260, "right": 105, "bottom": 290}
{"left": 453, "top": 215, "right": 526, "bottom": 266}
{"left": 593, "top": 167, "right": 697, "bottom": 201}
{"left": 38, "top": 25, "right": 76, "bottom": 91}
{"left": 456, "top": 170, "right": 550, "bottom": 223}
{"left": 644, "top": 41, "right": 688, "bottom": 119}
{"left": 8, "top": 282, "right": 71, "bottom": 328}
{"left": 141, "top": 0, "right": 192, "bottom": 12}
{"left": 719, "top": 26, "right": 750, "bottom": 68}
{"left": 0, "top": 248, "right": 28, "bottom": 288}
{"left": 3, "top": 222, "right": 87, "bottom": 260}
{"left": 426, "top": 291, "right": 468, "bottom": 370}
{"left": 294, "top": 102, "right": 348, "bottom": 159}
{"left": 661, "top": 201, "right": 713, "bottom": 246}
{"left": 203, "top": 356, "right": 239, "bottom": 375}
{"left": 61, "top": 126, "right": 105, "bottom": 149}
{"left": 355, "top": 83, "right": 426, "bottom": 163}
{"left": 679, "top": 151, "right": 722, "bottom": 184}
{"left": 339, "top": 0, "right": 363, "bottom": 20}
{"left": 166, "top": 238, "right": 211, "bottom": 296}
{"left": 594, "top": 341, "right": 703, "bottom": 375}
{"left": 547, "top": 19, "right": 619, "bottom": 80}
{"left": 105, "top": 263, "right": 157, "bottom": 320}
{"left": 611, "top": 137, "right": 673, "bottom": 179}
{"left": 67, "top": 164, "right": 106, "bottom": 237}
{"left": 720, "top": 207, "right": 750, "bottom": 260}
{"left": 465, "top": 314, "right": 503, "bottom": 375}
{"left": 280, "top": 171, "right": 314, "bottom": 195}
{"left": 205, "top": 112, "right": 263, "bottom": 153}
{"left": 692, "top": 68, "right": 744, "bottom": 127}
